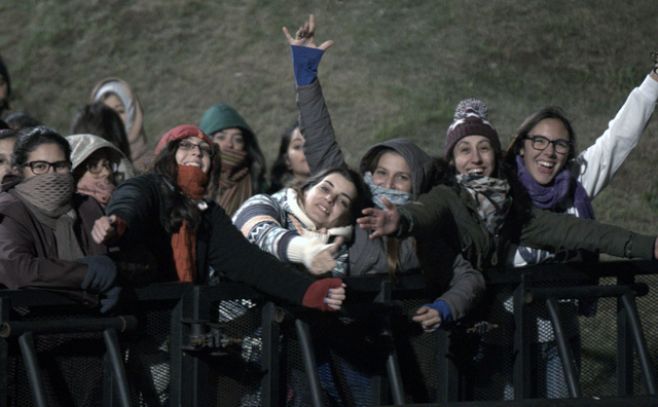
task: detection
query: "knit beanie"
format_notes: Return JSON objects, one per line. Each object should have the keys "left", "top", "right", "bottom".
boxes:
{"left": 444, "top": 98, "right": 500, "bottom": 159}
{"left": 199, "top": 103, "right": 253, "bottom": 137}
{"left": 154, "top": 124, "right": 212, "bottom": 156}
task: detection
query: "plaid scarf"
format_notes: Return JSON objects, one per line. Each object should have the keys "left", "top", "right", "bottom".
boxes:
{"left": 456, "top": 173, "right": 511, "bottom": 235}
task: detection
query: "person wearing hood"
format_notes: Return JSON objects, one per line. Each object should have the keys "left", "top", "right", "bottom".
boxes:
{"left": 0, "top": 126, "right": 121, "bottom": 313}
{"left": 199, "top": 103, "right": 267, "bottom": 216}
{"left": 92, "top": 124, "right": 346, "bottom": 312}
{"left": 359, "top": 97, "right": 658, "bottom": 401}
{"left": 67, "top": 133, "right": 126, "bottom": 207}
{"left": 284, "top": 15, "right": 484, "bottom": 332}
{"left": 0, "top": 128, "right": 16, "bottom": 183}
{"left": 91, "top": 77, "right": 152, "bottom": 171}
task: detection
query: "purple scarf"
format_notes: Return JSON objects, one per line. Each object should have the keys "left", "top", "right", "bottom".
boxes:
{"left": 515, "top": 155, "right": 594, "bottom": 219}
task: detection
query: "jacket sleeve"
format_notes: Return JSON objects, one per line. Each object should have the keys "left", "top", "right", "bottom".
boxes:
{"left": 435, "top": 253, "right": 485, "bottom": 321}
{"left": 0, "top": 214, "right": 88, "bottom": 289}
{"left": 577, "top": 74, "right": 658, "bottom": 197}
{"left": 520, "top": 207, "right": 656, "bottom": 259}
{"left": 210, "top": 205, "right": 312, "bottom": 305}
{"left": 105, "top": 175, "right": 159, "bottom": 244}
{"left": 398, "top": 185, "right": 454, "bottom": 239}
{"left": 232, "top": 193, "right": 301, "bottom": 262}
{"left": 297, "top": 79, "right": 347, "bottom": 173}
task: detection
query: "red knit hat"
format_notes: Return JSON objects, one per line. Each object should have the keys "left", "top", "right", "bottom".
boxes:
{"left": 444, "top": 99, "right": 500, "bottom": 159}
{"left": 154, "top": 124, "right": 212, "bottom": 156}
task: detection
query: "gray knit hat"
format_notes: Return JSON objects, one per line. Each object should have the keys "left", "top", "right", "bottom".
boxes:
{"left": 444, "top": 98, "right": 500, "bottom": 159}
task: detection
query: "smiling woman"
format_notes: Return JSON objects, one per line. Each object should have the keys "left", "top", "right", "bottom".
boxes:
{"left": 92, "top": 124, "right": 346, "bottom": 312}
{"left": 233, "top": 166, "right": 370, "bottom": 276}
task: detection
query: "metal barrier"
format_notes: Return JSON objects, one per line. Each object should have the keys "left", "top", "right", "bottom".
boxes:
{"left": 0, "top": 260, "right": 656, "bottom": 406}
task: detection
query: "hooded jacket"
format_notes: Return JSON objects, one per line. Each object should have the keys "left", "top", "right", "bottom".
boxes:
{"left": 199, "top": 103, "right": 267, "bottom": 194}
{"left": 297, "top": 79, "right": 484, "bottom": 320}
{"left": 91, "top": 78, "right": 152, "bottom": 171}
{"left": 67, "top": 133, "right": 134, "bottom": 181}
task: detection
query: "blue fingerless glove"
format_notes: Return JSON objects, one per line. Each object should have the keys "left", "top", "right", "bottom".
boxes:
{"left": 291, "top": 45, "right": 324, "bottom": 86}
{"left": 425, "top": 299, "right": 453, "bottom": 324}
{"left": 79, "top": 255, "right": 118, "bottom": 293}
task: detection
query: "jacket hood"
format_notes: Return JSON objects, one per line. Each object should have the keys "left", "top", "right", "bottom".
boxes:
{"left": 359, "top": 138, "right": 433, "bottom": 196}
{"left": 199, "top": 103, "right": 254, "bottom": 137}
{"left": 90, "top": 77, "right": 144, "bottom": 138}
{"left": 66, "top": 133, "right": 126, "bottom": 171}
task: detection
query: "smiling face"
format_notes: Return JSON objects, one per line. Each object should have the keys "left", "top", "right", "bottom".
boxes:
{"left": 303, "top": 172, "right": 357, "bottom": 229}
{"left": 174, "top": 136, "right": 212, "bottom": 174}
{"left": 452, "top": 135, "right": 496, "bottom": 177}
{"left": 372, "top": 151, "right": 413, "bottom": 193}
{"left": 286, "top": 128, "right": 310, "bottom": 178}
{"left": 520, "top": 118, "right": 570, "bottom": 185}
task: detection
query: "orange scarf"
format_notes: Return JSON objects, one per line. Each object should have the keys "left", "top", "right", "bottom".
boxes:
{"left": 171, "top": 165, "right": 208, "bottom": 282}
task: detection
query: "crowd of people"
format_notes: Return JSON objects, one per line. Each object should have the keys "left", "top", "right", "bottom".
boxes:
{"left": 0, "top": 13, "right": 657, "bottom": 405}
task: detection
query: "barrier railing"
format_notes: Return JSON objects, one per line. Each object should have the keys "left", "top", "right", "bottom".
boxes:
{"left": 0, "top": 260, "right": 655, "bottom": 406}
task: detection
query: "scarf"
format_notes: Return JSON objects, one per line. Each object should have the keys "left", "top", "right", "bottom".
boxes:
{"left": 456, "top": 173, "right": 512, "bottom": 235}
{"left": 515, "top": 156, "right": 594, "bottom": 219}
{"left": 217, "top": 147, "right": 252, "bottom": 216}
{"left": 171, "top": 166, "right": 209, "bottom": 283}
{"left": 363, "top": 171, "right": 412, "bottom": 209}
{"left": 77, "top": 176, "right": 116, "bottom": 206}
{"left": 13, "top": 173, "right": 84, "bottom": 261}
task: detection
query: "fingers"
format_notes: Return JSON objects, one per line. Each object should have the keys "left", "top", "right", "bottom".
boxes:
{"left": 282, "top": 26, "right": 294, "bottom": 43}
{"left": 328, "top": 236, "right": 344, "bottom": 255}
{"left": 318, "top": 40, "right": 334, "bottom": 51}
{"left": 108, "top": 214, "right": 116, "bottom": 225}
{"left": 308, "top": 14, "right": 315, "bottom": 33}
{"left": 381, "top": 196, "right": 395, "bottom": 211}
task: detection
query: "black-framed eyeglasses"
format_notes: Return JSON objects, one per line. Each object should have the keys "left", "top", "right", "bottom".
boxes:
{"left": 524, "top": 135, "right": 571, "bottom": 155}
{"left": 24, "top": 160, "right": 72, "bottom": 175}
{"left": 178, "top": 140, "right": 213, "bottom": 157}
{"left": 86, "top": 159, "right": 118, "bottom": 175}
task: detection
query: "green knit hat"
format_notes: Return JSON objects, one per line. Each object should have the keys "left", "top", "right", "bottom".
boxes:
{"left": 198, "top": 103, "right": 253, "bottom": 136}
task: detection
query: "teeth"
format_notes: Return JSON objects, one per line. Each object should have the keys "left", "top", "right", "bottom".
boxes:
{"left": 184, "top": 162, "right": 201, "bottom": 167}
{"left": 468, "top": 168, "right": 483, "bottom": 175}
{"left": 538, "top": 161, "right": 554, "bottom": 168}
{"left": 319, "top": 205, "right": 329, "bottom": 215}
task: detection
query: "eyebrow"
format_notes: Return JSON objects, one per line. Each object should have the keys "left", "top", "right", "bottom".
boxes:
{"left": 323, "top": 180, "right": 354, "bottom": 202}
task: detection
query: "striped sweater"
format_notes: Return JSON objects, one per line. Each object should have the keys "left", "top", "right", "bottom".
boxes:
{"left": 232, "top": 188, "right": 352, "bottom": 276}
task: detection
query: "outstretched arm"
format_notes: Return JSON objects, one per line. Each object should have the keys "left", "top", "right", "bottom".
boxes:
{"left": 521, "top": 207, "right": 658, "bottom": 260}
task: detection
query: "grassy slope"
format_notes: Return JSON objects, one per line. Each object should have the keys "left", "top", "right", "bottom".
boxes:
{"left": 1, "top": 0, "right": 657, "bottom": 234}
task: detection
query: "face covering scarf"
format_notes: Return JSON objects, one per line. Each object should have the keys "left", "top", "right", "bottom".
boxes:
{"left": 217, "top": 147, "right": 252, "bottom": 216}
{"left": 13, "top": 172, "right": 84, "bottom": 261}
{"left": 363, "top": 171, "right": 412, "bottom": 209}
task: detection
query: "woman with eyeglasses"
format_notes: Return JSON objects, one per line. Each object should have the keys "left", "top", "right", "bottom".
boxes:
{"left": 0, "top": 126, "right": 121, "bottom": 312}
{"left": 494, "top": 62, "right": 658, "bottom": 399}
{"left": 67, "top": 133, "right": 126, "bottom": 207}
{"left": 92, "top": 124, "right": 346, "bottom": 311}
{"left": 359, "top": 98, "right": 658, "bottom": 400}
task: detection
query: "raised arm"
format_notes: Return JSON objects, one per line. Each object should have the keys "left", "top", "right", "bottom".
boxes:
{"left": 284, "top": 14, "right": 346, "bottom": 172}
{"left": 577, "top": 67, "right": 658, "bottom": 197}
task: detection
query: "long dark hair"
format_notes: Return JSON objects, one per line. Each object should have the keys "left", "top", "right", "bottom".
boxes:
{"left": 12, "top": 126, "right": 71, "bottom": 180}
{"left": 295, "top": 166, "right": 371, "bottom": 225}
{"left": 152, "top": 138, "right": 221, "bottom": 233}
{"left": 0, "top": 54, "right": 11, "bottom": 113}
{"left": 268, "top": 120, "right": 300, "bottom": 193}
{"left": 71, "top": 101, "right": 132, "bottom": 160}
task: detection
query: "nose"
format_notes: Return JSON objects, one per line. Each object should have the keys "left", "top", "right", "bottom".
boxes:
{"left": 97, "top": 165, "right": 112, "bottom": 178}
{"left": 472, "top": 149, "right": 483, "bottom": 164}
{"left": 544, "top": 142, "right": 558, "bottom": 157}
